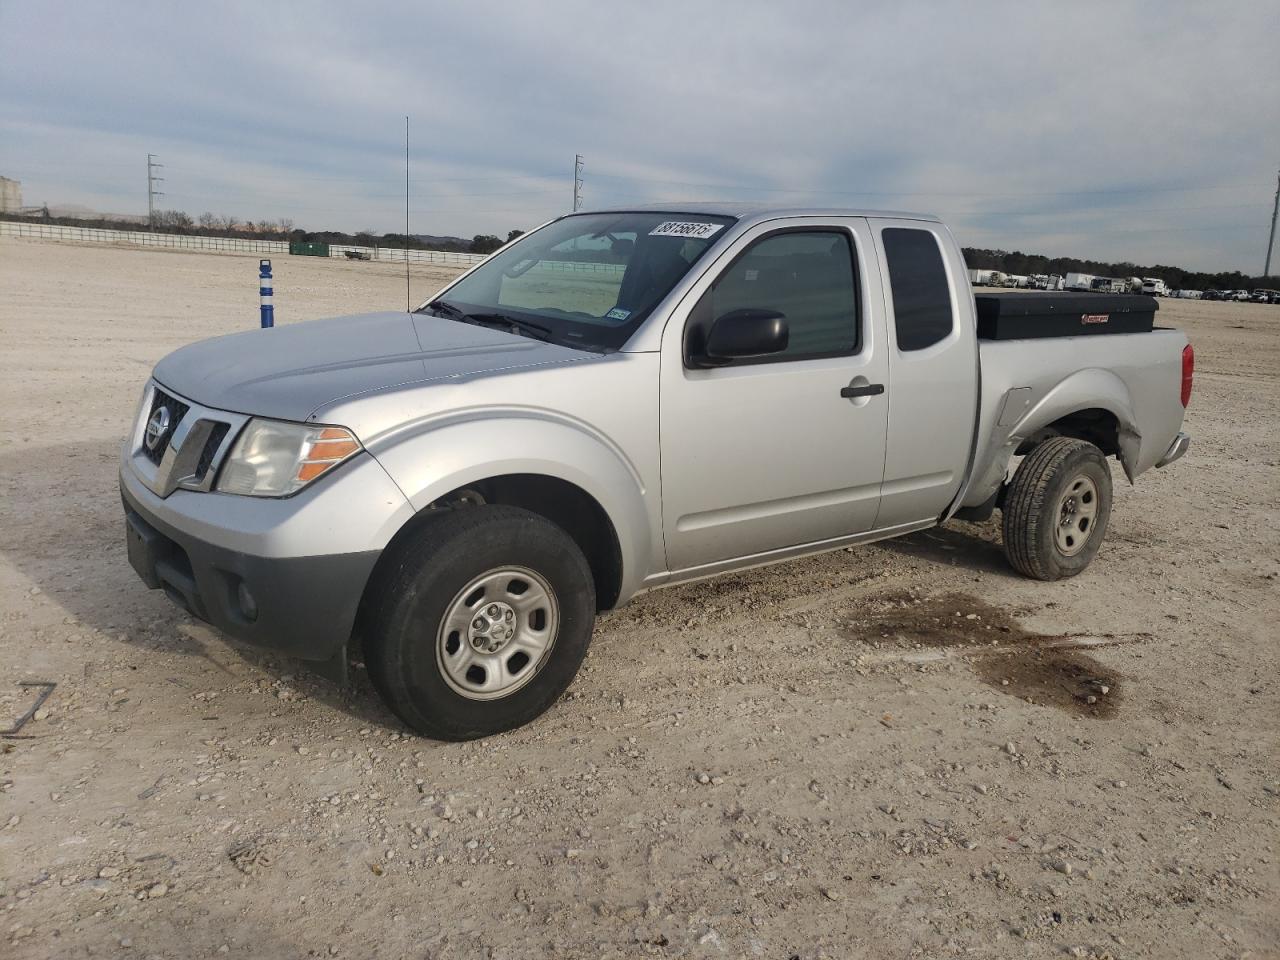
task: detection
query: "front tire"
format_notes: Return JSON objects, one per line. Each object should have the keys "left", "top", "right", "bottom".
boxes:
{"left": 1001, "top": 437, "right": 1113, "bottom": 581}
{"left": 363, "top": 506, "right": 595, "bottom": 740}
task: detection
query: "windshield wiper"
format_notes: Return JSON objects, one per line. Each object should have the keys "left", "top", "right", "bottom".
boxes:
{"left": 421, "top": 299, "right": 465, "bottom": 320}
{"left": 423, "top": 300, "right": 555, "bottom": 343}
{"left": 469, "top": 312, "right": 555, "bottom": 343}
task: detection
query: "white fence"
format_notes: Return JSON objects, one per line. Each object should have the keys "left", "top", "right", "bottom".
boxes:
{"left": 0, "top": 220, "right": 289, "bottom": 254}
{"left": 0, "top": 220, "right": 488, "bottom": 267}
{"left": 1, "top": 222, "right": 639, "bottom": 278}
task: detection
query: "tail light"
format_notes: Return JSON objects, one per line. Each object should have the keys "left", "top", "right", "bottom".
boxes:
{"left": 1180, "top": 343, "right": 1194, "bottom": 407}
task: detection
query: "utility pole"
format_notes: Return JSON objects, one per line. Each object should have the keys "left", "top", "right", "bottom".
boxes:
{"left": 573, "top": 154, "right": 584, "bottom": 212}
{"left": 1265, "top": 166, "right": 1279, "bottom": 278}
{"left": 147, "top": 154, "right": 164, "bottom": 229}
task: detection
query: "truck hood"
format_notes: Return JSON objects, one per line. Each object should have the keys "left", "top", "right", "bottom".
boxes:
{"left": 153, "top": 311, "right": 592, "bottom": 422}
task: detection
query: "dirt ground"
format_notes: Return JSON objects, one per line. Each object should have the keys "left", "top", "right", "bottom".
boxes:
{"left": 1, "top": 237, "right": 1277, "bottom": 960}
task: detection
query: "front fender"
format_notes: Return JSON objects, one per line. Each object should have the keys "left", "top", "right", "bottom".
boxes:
{"left": 367, "top": 408, "right": 654, "bottom": 603}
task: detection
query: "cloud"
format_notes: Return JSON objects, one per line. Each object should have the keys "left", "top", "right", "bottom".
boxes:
{"left": 1, "top": 0, "right": 1276, "bottom": 270}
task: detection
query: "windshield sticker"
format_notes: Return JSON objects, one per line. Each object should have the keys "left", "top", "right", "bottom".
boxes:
{"left": 649, "top": 221, "right": 725, "bottom": 240}
{"left": 605, "top": 307, "right": 631, "bottom": 321}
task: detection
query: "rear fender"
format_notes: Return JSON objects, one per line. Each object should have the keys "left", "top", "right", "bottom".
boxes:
{"left": 959, "top": 368, "right": 1141, "bottom": 514}
{"left": 1013, "top": 368, "right": 1141, "bottom": 481}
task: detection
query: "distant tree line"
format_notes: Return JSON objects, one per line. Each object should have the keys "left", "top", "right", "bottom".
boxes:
{"left": 963, "top": 246, "right": 1277, "bottom": 291}
{"left": 4, "top": 208, "right": 1271, "bottom": 287}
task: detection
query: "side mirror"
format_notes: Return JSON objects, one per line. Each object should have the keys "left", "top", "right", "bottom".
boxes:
{"left": 702, "top": 309, "right": 789, "bottom": 364}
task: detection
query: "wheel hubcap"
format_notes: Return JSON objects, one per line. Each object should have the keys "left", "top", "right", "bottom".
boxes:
{"left": 1055, "top": 475, "right": 1099, "bottom": 556}
{"left": 437, "top": 566, "right": 558, "bottom": 701}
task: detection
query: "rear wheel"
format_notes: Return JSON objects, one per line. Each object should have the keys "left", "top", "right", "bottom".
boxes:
{"left": 1002, "top": 437, "right": 1112, "bottom": 581}
{"left": 363, "top": 506, "right": 595, "bottom": 740}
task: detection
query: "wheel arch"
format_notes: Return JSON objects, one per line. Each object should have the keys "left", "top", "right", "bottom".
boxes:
{"left": 366, "top": 416, "right": 654, "bottom": 611}
{"left": 1010, "top": 369, "right": 1141, "bottom": 483}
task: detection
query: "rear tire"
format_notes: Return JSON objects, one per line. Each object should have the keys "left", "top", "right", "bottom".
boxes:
{"left": 1001, "top": 437, "right": 1112, "bottom": 581}
{"left": 363, "top": 506, "right": 595, "bottom": 740}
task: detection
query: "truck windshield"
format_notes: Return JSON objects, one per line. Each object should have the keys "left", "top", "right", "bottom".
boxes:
{"left": 419, "top": 211, "right": 735, "bottom": 351}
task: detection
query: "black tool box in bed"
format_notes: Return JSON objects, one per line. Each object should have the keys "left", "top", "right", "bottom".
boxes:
{"left": 974, "top": 293, "right": 1158, "bottom": 340}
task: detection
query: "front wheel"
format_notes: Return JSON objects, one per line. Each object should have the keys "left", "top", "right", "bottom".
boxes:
{"left": 363, "top": 506, "right": 596, "bottom": 740}
{"left": 1001, "top": 437, "right": 1113, "bottom": 581}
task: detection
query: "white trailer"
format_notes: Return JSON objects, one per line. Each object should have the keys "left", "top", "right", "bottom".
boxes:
{"left": 1064, "top": 272, "right": 1095, "bottom": 292}
{"left": 967, "top": 269, "right": 997, "bottom": 286}
{"left": 1141, "top": 278, "right": 1168, "bottom": 297}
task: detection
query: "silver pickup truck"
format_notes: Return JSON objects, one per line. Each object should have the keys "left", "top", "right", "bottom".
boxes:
{"left": 121, "top": 204, "right": 1193, "bottom": 739}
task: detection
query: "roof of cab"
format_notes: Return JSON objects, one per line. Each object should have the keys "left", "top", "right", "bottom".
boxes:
{"left": 579, "top": 201, "right": 942, "bottom": 225}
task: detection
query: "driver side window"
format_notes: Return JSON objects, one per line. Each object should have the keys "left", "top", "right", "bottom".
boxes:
{"left": 689, "top": 230, "right": 860, "bottom": 364}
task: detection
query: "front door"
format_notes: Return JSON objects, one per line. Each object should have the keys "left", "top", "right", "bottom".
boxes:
{"left": 659, "top": 218, "right": 890, "bottom": 573}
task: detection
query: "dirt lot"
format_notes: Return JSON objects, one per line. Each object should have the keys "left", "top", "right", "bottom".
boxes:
{"left": 1, "top": 238, "right": 1277, "bottom": 959}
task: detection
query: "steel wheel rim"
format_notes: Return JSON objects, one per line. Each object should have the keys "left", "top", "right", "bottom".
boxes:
{"left": 1055, "top": 475, "right": 1099, "bottom": 557}
{"left": 436, "top": 566, "right": 559, "bottom": 701}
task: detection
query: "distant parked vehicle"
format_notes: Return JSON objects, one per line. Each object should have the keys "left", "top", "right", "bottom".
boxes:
{"left": 1141, "top": 278, "right": 1169, "bottom": 297}
{"left": 1230, "top": 290, "right": 1250, "bottom": 302}
{"left": 1249, "top": 289, "right": 1272, "bottom": 303}
{"left": 1172, "top": 289, "right": 1202, "bottom": 300}
{"left": 1064, "top": 272, "right": 1095, "bottom": 292}
{"left": 1202, "top": 289, "right": 1223, "bottom": 301}
{"left": 1092, "top": 277, "right": 1128, "bottom": 294}
{"left": 1270, "top": 291, "right": 1280, "bottom": 305}
{"left": 968, "top": 269, "right": 997, "bottom": 286}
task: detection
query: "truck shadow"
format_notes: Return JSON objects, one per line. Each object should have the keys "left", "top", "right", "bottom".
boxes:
{"left": 1, "top": 437, "right": 1024, "bottom": 732}
{"left": 875, "top": 521, "right": 1020, "bottom": 578}
{"left": 0, "top": 436, "right": 399, "bottom": 730}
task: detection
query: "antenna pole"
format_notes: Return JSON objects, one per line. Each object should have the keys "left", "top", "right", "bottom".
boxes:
{"left": 1265, "top": 166, "right": 1279, "bottom": 278}
{"left": 405, "top": 116, "right": 411, "bottom": 312}
{"left": 573, "top": 154, "right": 584, "bottom": 212}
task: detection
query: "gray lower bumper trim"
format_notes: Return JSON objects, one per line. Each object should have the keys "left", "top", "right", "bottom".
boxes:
{"left": 1156, "top": 431, "right": 1190, "bottom": 468}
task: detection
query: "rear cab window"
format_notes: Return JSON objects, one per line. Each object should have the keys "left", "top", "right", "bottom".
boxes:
{"left": 882, "top": 227, "right": 954, "bottom": 351}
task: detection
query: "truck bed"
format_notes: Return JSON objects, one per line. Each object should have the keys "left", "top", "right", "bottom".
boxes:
{"left": 958, "top": 326, "right": 1190, "bottom": 511}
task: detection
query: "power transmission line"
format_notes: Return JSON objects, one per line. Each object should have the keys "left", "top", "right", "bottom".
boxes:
{"left": 146, "top": 154, "right": 164, "bottom": 228}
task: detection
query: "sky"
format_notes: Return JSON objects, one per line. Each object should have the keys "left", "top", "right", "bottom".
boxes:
{"left": 2, "top": 0, "right": 1277, "bottom": 273}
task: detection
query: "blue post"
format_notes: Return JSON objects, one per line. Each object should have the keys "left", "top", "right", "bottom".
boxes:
{"left": 259, "top": 259, "right": 274, "bottom": 328}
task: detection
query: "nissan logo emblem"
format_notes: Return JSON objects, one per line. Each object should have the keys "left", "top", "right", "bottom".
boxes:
{"left": 145, "top": 407, "right": 172, "bottom": 452}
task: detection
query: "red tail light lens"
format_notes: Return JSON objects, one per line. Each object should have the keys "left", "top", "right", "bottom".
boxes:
{"left": 1180, "top": 343, "right": 1194, "bottom": 407}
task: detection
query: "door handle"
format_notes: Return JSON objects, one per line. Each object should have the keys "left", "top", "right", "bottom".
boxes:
{"left": 840, "top": 383, "right": 885, "bottom": 399}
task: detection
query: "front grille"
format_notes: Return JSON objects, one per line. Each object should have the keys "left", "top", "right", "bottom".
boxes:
{"left": 142, "top": 389, "right": 190, "bottom": 466}
{"left": 194, "top": 422, "right": 231, "bottom": 482}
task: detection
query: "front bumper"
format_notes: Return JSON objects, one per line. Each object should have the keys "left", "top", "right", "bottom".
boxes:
{"left": 120, "top": 451, "right": 414, "bottom": 672}
{"left": 1156, "top": 431, "right": 1191, "bottom": 468}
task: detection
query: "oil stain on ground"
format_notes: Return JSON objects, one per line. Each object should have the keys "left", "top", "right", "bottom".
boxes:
{"left": 845, "top": 592, "right": 1124, "bottom": 719}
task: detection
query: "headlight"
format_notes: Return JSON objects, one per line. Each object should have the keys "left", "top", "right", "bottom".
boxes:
{"left": 215, "top": 419, "right": 361, "bottom": 497}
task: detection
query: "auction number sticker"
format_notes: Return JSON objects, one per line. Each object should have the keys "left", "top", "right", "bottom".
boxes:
{"left": 649, "top": 221, "right": 725, "bottom": 240}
